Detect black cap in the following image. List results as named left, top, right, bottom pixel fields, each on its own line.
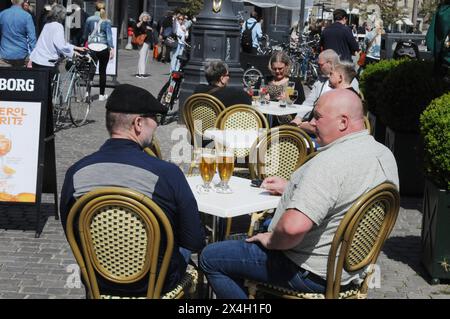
left=105, top=84, right=168, bottom=115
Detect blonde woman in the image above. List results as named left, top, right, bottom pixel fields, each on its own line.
left=135, top=12, right=153, bottom=78
left=83, top=1, right=114, bottom=101
left=363, top=19, right=385, bottom=65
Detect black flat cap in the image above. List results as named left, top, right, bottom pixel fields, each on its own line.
left=106, top=84, right=168, bottom=115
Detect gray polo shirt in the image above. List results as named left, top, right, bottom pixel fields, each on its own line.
left=268, top=130, right=399, bottom=284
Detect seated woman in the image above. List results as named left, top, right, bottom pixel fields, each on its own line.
left=193, top=60, right=252, bottom=107
left=266, top=51, right=305, bottom=103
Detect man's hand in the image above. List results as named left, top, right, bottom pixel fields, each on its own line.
left=246, top=232, right=272, bottom=248
left=261, top=176, right=288, bottom=195
left=290, top=117, right=302, bottom=126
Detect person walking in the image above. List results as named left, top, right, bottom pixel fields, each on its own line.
left=320, top=9, right=359, bottom=62
left=83, top=1, right=114, bottom=101
left=241, top=11, right=262, bottom=54
left=0, top=0, right=36, bottom=67
left=135, top=11, right=153, bottom=78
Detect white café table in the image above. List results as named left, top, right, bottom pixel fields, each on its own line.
left=186, top=174, right=281, bottom=241
left=251, top=101, right=313, bottom=118
left=203, top=128, right=264, bottom=149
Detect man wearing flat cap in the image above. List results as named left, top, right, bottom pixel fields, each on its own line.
left=60, top=84, right=205, bottom=296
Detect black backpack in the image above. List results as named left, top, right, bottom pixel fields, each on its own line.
left=241, top=21, right=256, bottom=53
left=393, top=41, right=420, bottom=60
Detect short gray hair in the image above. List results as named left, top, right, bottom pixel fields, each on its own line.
left=48, top=4, right=66, bottom=24
left=204, top=60, right=228, bottom=85
left=319, top=49, right=340, bottom=67
left=333, top=61, right=357, bottom=84
left=106, top=111, right=136, bottom=135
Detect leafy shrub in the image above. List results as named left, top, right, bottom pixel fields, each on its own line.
left=359, top=59, right=406, bottom=116
left=377, top=60, right=450, bottom=133
left=420, top=93, right=450, bottom=190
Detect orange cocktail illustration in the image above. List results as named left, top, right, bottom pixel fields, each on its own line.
left=0, top=134, right=12, bottom=178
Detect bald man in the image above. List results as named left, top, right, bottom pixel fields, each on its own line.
left=199, top=89, right=399, bottom=299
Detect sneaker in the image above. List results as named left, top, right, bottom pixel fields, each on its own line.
left=135, top=74, right=142, bottom=78
left=99, top=94, right=108, bottom=101
left=141, top=74, right=150, bottom=78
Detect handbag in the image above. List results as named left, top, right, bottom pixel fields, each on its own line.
left=357, top=51, right=366, bottom=66
left=132, top=33, right=147, bottom=46
left=165, top=35, right=179, bottom=49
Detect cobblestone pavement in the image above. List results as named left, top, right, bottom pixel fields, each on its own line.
left=0, top=49, right=448, bottom=299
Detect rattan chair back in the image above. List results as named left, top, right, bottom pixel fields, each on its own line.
left=144, top=136, right=163, bottom=159
left=215, top=105, right=269, bottom=159
left=182, top=93, right=225, bottom=148
left=325, top=182, right=400, bottom=298
left=363, top=116, right=372, bottom=135
left=249, top=125, right=315, bottom=180
left=66, top=187, right=175, bottom=299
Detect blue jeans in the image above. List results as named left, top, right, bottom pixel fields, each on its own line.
left=170, top=43, right=185, bottom=72
left=199, top=240, right=325, bottom=299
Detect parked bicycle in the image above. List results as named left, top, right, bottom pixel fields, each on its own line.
left=51, top=51, right=94, bottom=131
left=157, top=41, right=191, bottom=124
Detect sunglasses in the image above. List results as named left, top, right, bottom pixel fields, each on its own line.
left=138, top=113, right=163, bottom=125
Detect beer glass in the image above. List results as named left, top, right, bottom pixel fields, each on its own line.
left=288, top=90, right=299, bottom=106
left=216, top=151, right=234, bottom=193
left=252, top=89, right=260, bottom=106
left=197, top=150, right=216, bottom=192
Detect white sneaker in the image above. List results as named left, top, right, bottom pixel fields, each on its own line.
left=99, top=94, right=108, bottom=101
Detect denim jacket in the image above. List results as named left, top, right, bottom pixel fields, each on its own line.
left=0, top=5, right=36, bottom=60
left=83, top=13, right=113, bottom=48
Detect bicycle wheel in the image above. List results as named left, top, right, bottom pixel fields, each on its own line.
left=243, top=67, right=263, bottom=88
left=68, top=75, right=90, bottom=127
left=52, top=75, right=65, bottom=131
left=305, top=62, right=319, bottom=89
left=158, top=79, right=171, bottom=108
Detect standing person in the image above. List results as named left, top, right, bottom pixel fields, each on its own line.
left=135, top=11, right=153, bottom=78
left=0, top=0, right=36, bottom=67
left=22, top=0, right=36, bottom=27
left=170, top=13, right=186, bottom=73
left=320, top=9, right=359, bottom=62
left=38, top=0, right=57, bottom=35
left=83, top=1, right=114, bottom=102
left=29, top=4, right=86, bottom=77
left=158, top=11, right=173, bottom=63
left=363, top=19, right=385, bottom=66
left=241, top=11, right=262, bottom=54
left=60, top=84, right=205, bottom=296
left=69, top=0, right=88, bottom=46
left=199, top=89, right=399, bottom=299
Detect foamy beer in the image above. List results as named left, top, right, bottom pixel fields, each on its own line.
left=217, top=152, right=234, bottom=183
left=199, top=152, right=216, bottom=185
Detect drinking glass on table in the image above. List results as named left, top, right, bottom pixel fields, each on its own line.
left=197, top=149, right=216, bottom=193
left=288, top=90, right=299, bottom=106
left=216, top=151, right=234, bottom=194
left=252, top=89, right=260, bottom=106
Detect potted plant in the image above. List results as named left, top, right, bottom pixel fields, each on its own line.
left=376, top=60, right=449, bottom=195
left=420, top=92, right=450, bottom=284
left=359, top=59, right=406, bottom=144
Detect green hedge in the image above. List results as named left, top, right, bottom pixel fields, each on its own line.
left=420, top=93, right=450, bottom=190
left=378, top=60, right=449, bottom=133
left=359, top=59, right=406, bottom=116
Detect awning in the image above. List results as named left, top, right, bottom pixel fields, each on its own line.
left=232, top=0, right=314, bottom=10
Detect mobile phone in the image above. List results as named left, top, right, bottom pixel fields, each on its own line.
left=251, top=179, right=263, bottom=187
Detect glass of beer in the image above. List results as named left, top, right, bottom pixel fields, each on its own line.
left=216, top=151, right=234, bottom=193
left=285, top=85, right=295, bottom=106
left=288, top=90, right=299, bottom=106
left=197, top=149, right=216, bottom=193
left=252, top=89, right=260, bottom=106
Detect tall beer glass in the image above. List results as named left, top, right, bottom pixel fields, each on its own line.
left=216, top=151, right=234, bottom=193
left=197, top=150, right=216, bottom=192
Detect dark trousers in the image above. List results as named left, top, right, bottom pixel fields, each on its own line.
left=90, top=48, right=110, bottom=95
left=32, top=62, right=57, bottom=82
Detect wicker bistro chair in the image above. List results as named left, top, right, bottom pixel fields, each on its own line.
left=66, top=187, right=198, bottom=299
left=144, top=136, right=163, bottom=159
left=245, top=182, right=400, bottom=299
left=363, top=116, right=373, bottom=136
left=248, top=125, right=315, bottom=180
left=182, top=93, right=226, bottom=174
left=214, top=105, right=269, bottom=176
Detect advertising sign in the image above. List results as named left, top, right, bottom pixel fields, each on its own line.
left=0, top=101, right=41, bottom=203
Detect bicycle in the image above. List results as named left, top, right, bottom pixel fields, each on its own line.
left=51, top=51, right=94, bottom=131
left=157, top=41, right=191, bottom=124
